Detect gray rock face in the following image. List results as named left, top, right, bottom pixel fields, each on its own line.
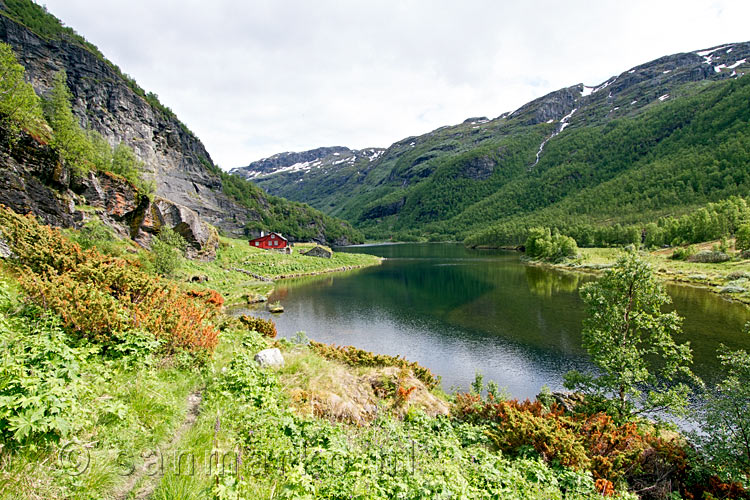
left=0, top=128, right=76, bottom=228
left=0, top=122, right=218, bottom=258
left=0, top=237, right=10, bottom=259
left=154, top=198, right=218, bottom=260
left=254, top=348, right=285, bottom=368
left=460, top=155, right=496, bottom=180
left=511, top=85, right=581, bottom=126
left=0, top=14, right=250, bottom=237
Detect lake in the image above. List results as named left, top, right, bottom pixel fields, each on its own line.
left=235, top=243, right=750, bottom=399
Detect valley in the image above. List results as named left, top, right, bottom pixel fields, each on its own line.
left=1, top=1, right=750, bottom=498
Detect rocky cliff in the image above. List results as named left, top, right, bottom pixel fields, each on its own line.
left=0, top=12, right=252, bottom=237
left=0, top=6, right=363, bottom=247
left=0, top=123, right=219, bottom=259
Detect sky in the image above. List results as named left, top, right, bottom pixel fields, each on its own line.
left=40, top=0, right=750, bottom=169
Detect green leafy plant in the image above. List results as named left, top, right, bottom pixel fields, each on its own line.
left=564, top=253, right=696, bottom=419
left=151, top=227, right=187, bottom=276
left=0, top=282, right=88, bottom=443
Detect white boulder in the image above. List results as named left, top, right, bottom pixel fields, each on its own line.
left=254, top=348, right=284, bottom=368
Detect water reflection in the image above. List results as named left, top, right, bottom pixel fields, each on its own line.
left=232, top=244, right=750, bottom=398
left=525, top=266, right=586, bottom=298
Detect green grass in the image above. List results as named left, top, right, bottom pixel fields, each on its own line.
left=557, top=243, right=750, bottom=304
left=177, top=236, right=381, bottom=304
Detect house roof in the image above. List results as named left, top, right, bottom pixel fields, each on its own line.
left=249, top=232, right=288, bottom=242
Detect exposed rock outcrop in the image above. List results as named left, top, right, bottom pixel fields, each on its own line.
left=460, top=155, right=496, bottom=180
left=0, top=237, right=10, bottom=259
left=0, top=13, right=250, bottom=237
left=153, top=198, right=218, bottom=260
left=0, top=123, right=218, bottom=258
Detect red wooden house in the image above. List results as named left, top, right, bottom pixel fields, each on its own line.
left=249, top=232, right=288, bottom=250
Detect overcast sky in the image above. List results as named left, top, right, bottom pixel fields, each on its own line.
left=40, top=0, right=750, bottom=169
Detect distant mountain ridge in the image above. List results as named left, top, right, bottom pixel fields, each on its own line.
left=233, top=41, right=750, bottom=243
left=234, top=146, right=385, bottom=180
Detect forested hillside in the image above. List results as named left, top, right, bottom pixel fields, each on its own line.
left=236, top=43, right=750, bottom=245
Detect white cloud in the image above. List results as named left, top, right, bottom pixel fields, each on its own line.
left=41, top=0, right=750, bottom=168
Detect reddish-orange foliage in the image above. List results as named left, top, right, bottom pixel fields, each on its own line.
left=453, top=393, right=565, bottom=422
left=595, top=479, right=615, bottom=497
left=455, top=394, right=649, bottom=482
left=0, top=207, right=219, bottom=354
left=187, top=289, right=225, bottom=309
left=396, top=385, right=417, bottom=402
left=453, top=392, right=750, bottom=499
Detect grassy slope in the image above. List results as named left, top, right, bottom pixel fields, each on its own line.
left=549, top=240, right=750, bottom=304
left=179, top=237, right=381, bottom=304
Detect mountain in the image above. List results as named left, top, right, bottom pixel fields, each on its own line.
left=235, top=42, right=750, bottom=244
left=232, top=146, right=385, bottom=213
left=0, top=1, right=363, bottom=247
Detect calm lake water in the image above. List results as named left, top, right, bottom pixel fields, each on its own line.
left=235, top=243, right=750, bottom=399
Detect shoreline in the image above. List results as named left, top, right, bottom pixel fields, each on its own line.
left=525, top=251, right=750, bottom=307
left=270, top=260, right=383, bottom=281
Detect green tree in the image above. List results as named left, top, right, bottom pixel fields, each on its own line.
left=86, top=129, right=113, bottom=172
left=45, top=70, right=92, bottom=173
left=525, top=227, right=578, bottom=263
left=0, top=42, right=47, bottom=139
left=564, top=253, right=695, bottom=419
left=111, top=142, right=154, bottom=195
left=151, top=227, right=187, bottom=276
left=736, top=224, right=750, bottom=252
left=695, top=324, right=750, bottom=482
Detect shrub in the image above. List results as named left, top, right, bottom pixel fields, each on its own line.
left=187, top=289, right=225, bottom=309
left=454, top=394, right=650, bottom=483
left=485, top=402, right=591, bottom=469
left=736, top=224, right=750, bottom=252
left=525, top=227, right=579, bottom=263
left=71, top=218, right=123, bottom=256
left=239, top=315, right=277, bottom=338
left=0, top=207, right=219, bottom=354
left=151, top=227, right=187, bottom=276
left=670, top=245, right=696, bottom=260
